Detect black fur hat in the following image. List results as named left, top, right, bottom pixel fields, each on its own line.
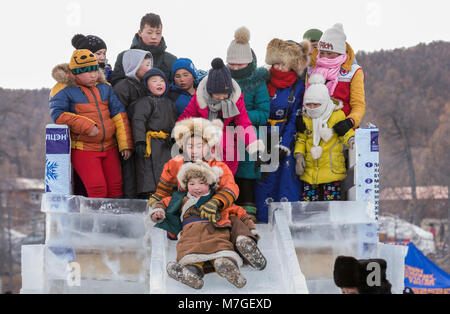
left=333, top=256, right=361, bottom=288
left=334, top=256, right=392, bottom=294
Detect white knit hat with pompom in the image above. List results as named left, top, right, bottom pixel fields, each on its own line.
left=226, top=26, right=253, bottom=64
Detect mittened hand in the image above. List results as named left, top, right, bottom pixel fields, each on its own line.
left=295, top=153, right=306, bottom=176
left=199, top=198, right=222, bottom=223
left=332, top=118, right=354, bottom=137
left=135, top=142, right=147, bottom=157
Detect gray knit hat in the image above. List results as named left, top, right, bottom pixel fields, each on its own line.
left=226, top=26, right=253, bottom=64
left=123, top=49, right=153, bottom=81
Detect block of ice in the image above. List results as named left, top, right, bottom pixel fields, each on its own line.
left=269, top=201, right=379, bottom=294
left=21, top=195, right=151, bottom=294
left=377, top=243, right=408, bottom=294
left=21, top=245, right=45, bottom=292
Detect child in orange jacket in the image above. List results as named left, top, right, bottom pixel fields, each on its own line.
left=49, top=49, right=133, bottom=198
left=150, top=160, right=257, bottom=289
left=146, top=117, right=266, bottom=271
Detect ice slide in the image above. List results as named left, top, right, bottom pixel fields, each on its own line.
left=20, top=124, right=407, bottom=293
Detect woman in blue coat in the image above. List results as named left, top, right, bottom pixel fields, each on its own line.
left=226, top=27, right=270, bottom=220
left=254, top=38, right=311, bottom=223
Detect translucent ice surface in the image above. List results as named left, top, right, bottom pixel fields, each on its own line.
left=149, top=208, right=309, bottom=294
left=268, top=201, right=406, bottom=294
left=23, top=195, right=404, bottom=294
left=21, top=195, right=150, bottom=294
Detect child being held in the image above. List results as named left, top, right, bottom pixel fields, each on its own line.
left=146, top=117, right=266, bottom=274
left=294, top=74, right=354, bottom=201
left=150, top=160, right=257, bottom=289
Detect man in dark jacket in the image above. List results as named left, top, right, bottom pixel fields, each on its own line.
left=111, top=13, right=177, bottom=86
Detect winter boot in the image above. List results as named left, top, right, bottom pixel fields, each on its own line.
left=166, top=262, right=204, bottom=290
left=213, top=257, right=247, bottom=288
left=235, top=235, right=267, bottom=270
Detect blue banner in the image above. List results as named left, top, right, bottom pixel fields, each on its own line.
left=404, top=242, right=450, bottom=294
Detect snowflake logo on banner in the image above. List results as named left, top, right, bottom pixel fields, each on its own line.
left=45, top=158, right=59, bottom=185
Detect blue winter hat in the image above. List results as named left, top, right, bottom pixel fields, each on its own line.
left=171, top=58, right=199, bottom=83
left=143, top=68, right=169, bottom=96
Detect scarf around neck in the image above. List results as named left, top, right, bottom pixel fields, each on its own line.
left=267, top=67, right=298, bottom=97
left=304, top=100, right=335, bottom=159
left=206, top=93, right=240, bottom=121
left=309, top=53, right=347, bottom=95
left=230, top=59, right=257, bottom=80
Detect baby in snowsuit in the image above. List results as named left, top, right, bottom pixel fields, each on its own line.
left=150, top=160, right=258, bottom=289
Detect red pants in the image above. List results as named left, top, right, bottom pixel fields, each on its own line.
left=71, top=148, right=123, bottom=198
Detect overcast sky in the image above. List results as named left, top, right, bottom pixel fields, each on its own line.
left=0, top=0, right=449, bottom=89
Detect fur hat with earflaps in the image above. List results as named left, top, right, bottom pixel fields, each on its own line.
left=334, top=256, right=392, bottom=294
left=265, top=38, right=311, bottom=75
left=177, top=160, right=223, bottom=190
left=172, top=117, right=224, bottom=148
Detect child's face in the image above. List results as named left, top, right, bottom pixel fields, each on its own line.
left=138, top=24, right=162, bottom=46
left=147, top=76, right=166, bottom=96
left=136, top=58, right=152, bottom=80
left=75, top=71, right=99, bottom=87
left=273, top=63, right=291, bottom=72
left=305, top=102, right=322, bottom=109
left=94, top=49, right=107, bottom=64
left=211, top=93, right=229, bottom=100
left=310, top=41, right=319, bottom=51
left=187, top=177, right=210, bottom=197
left=228, top=63, right=248, bottom=70
left=174, top=69, right=195, bottom=91
left=185, top=136, right=210, bottom=161
left=319, top=50, right=341, bottom=59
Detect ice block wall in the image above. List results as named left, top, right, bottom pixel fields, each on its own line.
left=21, top=195, right=149, bottom=294
left=269, top=201, right=406, bottom=294
left=45, top=124, right=71, bottom=194
left=269, top=201, right=378, bottom=294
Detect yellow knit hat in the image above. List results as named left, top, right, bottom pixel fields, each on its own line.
left=69, top=49, right=99, bottom=75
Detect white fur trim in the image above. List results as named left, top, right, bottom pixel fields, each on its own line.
left=179, top=250, right=243, bottom=267
left=172, top=118, right=224, bottom=148
left=310, top=146, right=323, bottom=160
left=275, top=144, right=291, bottom=157
left=147, top=206, right=166, bottom=223
left=177, top=160, right=223, bottom=190
left=246, top=139, right=265, bottom=155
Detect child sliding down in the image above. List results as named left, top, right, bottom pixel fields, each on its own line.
left=150, top=160, right=259, bottom=289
